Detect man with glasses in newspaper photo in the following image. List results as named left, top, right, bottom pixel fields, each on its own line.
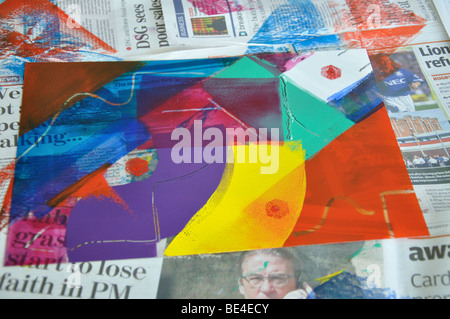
left=238, top=248, right=314, bottom=299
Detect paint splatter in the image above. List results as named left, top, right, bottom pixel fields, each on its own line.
left=321, top=65, right=342, bottom=80
left=249, top=0, right=335, bottom=46
left=338, top=0, right=427, bottom=52
left=311, top=272, right=396, bottom=299
left=266, top=199, right=289, bottom=219
left=125, top=158, right=149, bottom=177
left=70, top=166, right=132, bottom=214
left=187, top=0, right=248, bottom=15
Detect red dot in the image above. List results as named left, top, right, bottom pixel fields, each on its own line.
left=265, top=199, right=289, bottom=219
left=125, top=158, right=149, bottom=177
left=321, top=65, right=342, bottom=80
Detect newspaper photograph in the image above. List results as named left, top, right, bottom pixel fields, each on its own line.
left=157, top=240, right=387, bottom=299
left=157, top=235, right=450, bottom=300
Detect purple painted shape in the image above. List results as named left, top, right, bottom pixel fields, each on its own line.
left=65, top=196, right=158, bottom=262
left=153, top=150, right=227, bottom=238
left=66, top=145, right=227, bottom=262
left=202, top=78, right=283, bottom=141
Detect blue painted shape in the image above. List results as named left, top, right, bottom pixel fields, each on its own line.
left=293, top=34, right=342, bottom=51
left=309, top=272, right=393, bottom=299
left=328, top=73, right=384, bottom=123
left=10, top=85, right=151, bottom=221
left=137, top=58, right=239, bottom=78
left=9, top=57, right=237, bottom=222
left=245, top=44, right=291, bottom=54
left=127, top=59, right=239, bottom=117
left=248, top=0, right=341, bottom=48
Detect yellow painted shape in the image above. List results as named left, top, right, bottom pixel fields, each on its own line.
left=315, top=269, right=345, bottom=285
left=164, top=142, right=306, bottom=256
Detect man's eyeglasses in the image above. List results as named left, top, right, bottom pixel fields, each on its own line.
left=241, top=273, right=295, bottom=289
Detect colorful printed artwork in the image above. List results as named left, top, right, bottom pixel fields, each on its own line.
left=3, top=50, right=429, bottom=265
left=191, top=17, right=229, bottom=36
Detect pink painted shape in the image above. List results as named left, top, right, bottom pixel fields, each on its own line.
left=284, top=52, right=315, bottom=71
left=4, top=206, right=73, bottom=266
left=187, top=0, right=247, bottom=14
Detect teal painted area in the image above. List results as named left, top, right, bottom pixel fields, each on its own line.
left=214, top=56, right=277, bottom=79
left=280, top=75, right=354, bottom=160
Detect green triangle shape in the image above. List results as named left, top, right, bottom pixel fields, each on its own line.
left=280, top=75, right=355, bottom=160
left=214, top=56, right=277, bottom=79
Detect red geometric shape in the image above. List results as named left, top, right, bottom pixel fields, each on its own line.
left=321, top=65, right=341, bottom=80
left=339, top=0, right=427, bottom=53
left=284, top=107, right=429, bottom=247
left=125, top=158, right=149, bottom=177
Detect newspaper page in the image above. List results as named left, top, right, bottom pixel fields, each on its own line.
left=156, top=237, right=448, bottom=300
left=411, top=41, right=450, bottom=236
left=372, top=42, right=450, bottom=236
left=382, top=236, right=450, bottom=299
left=0, top=227, right=163, bottom=299
left=0, top=0, right=174, bottom=82
left=161, top=0, right=441, bottom=52
left=52, top=0, right=171, bottom=57
left=432, top=0, right=450, bottom=38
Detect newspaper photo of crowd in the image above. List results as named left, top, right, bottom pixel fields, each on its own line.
left=405, top=154, right=450, bottom=168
